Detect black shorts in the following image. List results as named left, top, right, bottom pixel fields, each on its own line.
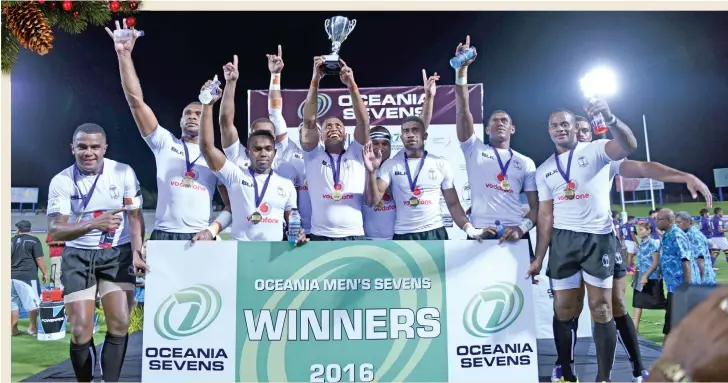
left=60, top=243, right=136, bottom=296
left=393, top=227, right=449, bottom=241
left=613, top=235, right=627, bottom=279
left=546, top=228, right=616, bottom=281
left=469, top=231, right=535, bottom=261
left=309, top=234, right=366, bottom=241
left=663, top=292, right=674, bottom=335
left=633, top=279, right=667, bottom=310
left=150, top=230, right=195, bottom=241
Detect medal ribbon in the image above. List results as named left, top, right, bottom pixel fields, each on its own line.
left=491, top=144, right=513, bottom=179
left=554, top=144, right=576, bottom=186
left=249, top=168, right=274, bottom=209
left=326, top=150, right=345, bottom=189
left=182, top=141, right=202, bottom=173
left=73, top=162, right=105, bottom=211
left=404, top=151, right=428, bottom=194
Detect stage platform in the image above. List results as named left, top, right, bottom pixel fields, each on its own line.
left=22, top=331, right=662, bottom=382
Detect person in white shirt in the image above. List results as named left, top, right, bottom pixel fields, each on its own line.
left=196, top=78, right=308, bottom=244
left=364, top=115, right=479, bottom=240
left=46, top=123, right=149, bottom=383
left=362, top=127, right=396, bottom=240
left=107, top=20, right=231, bottom=242
left=527, top=103, right=638, bottom=383
left=299, top=56, right=371, bottom=241
left=451, top=35, right=538, bottom=247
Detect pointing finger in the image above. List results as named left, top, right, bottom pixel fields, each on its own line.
left=278, top=44, right=282, bottom=58
left=233, top=54, right=238, bottom=67
left=422, top=69, right=427, bottom=84
left=465, top=35, right=470, bottom=47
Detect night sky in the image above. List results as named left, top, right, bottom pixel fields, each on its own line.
left=10, top=11, right=728, bottom=205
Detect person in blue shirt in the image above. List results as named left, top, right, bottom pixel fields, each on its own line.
left=655, top=208, right=701, bottom=336
left=676, top=211, right=716, bottom=285
left=631, top=221, right=666, bottom=334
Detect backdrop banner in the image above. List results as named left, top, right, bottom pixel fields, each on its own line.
left=247, top=85, right=485, bottom=240
left=142, top=240, right=538, bottom=383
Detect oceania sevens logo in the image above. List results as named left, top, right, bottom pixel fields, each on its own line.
left=154, top=284, right=222, bottom=341
left=463, top=282, right=524, bottom=337
left=297, top=93, right=332, bottom=119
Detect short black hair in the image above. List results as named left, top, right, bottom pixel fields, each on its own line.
left=73, top=123, right=106, bottom=140
left=575, top=115, right=589, bottom=123
left=371, top=125, right=389, bottom=134
left=550, top=108, right=576, bottom=120
left=648, top=210, right=655, bottom=215
left=251, top=117, right=274, bottom=130
left=715, top=207, right=723, bottom=214
left=186, top=101, right=202, bottom=108
left=611, top=210, right=618, bottom=218
left=700, top=208, right=709, bottom=215
left=655, top=207, right=663, bottom=212
left=401, top=115, right=426, bottom=129
left=628, top=215, right=635, bottom=220
left=247, top=129, right=276, bottom=148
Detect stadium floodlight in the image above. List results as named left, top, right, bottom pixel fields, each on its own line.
left=579, top=66, right=618, bottom=99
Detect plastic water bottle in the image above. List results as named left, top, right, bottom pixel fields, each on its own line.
left=113, top=29, right=145, bottom=41
left=288, top=209, right=301, bottom=244
left=495, top=220, right=506, bottom=239
left=198, top=75, right=221, bottom=104
left=450, top=47, right=477, bottom=70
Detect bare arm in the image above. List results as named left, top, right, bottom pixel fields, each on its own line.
left=199, top=103, right=227, bottom=172
left=116, top=51, right=159, bottom=138
left=365, top=171, right=389, bottom=207
left=219, top=80, right=239, bottom=149
left=454, top=68, right=474, bottom=143
left=343, top=71, right=370, bottom=145
left=524, top=191, right=539, bottom=229
left=682, top=260, right=692, bottom=284
left=603, top=118, right=638, bottom=161
left=620, top=160, right=693, bottom=183
left=126, top=208, right=145, bottom=256
left=267, top=46, right=288, bottom=143
left=534, top=201, right=554, bottom=262
left=301, top=57, right=325, bottom=152
left=48, top=215, right=94, bottom=242
left=442, top=188, right=470, bottom=230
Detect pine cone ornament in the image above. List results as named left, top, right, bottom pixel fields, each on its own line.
left=4, top=2, right=54, bottom=56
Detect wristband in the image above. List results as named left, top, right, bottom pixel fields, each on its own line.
left=455, top=75, right=467, bottom=86
left=310, top=80, right=319, bottom=88
left=463, top=223, right=481, bottom=238
left=270, top=73, right=281, bottom=91
left=210, top=210, right=233, bottom=236
left=518, top=218, right=534, bottom=234
left=606, top=114, right=617, bottom=126
left=348, top=83, right=358, bottom=92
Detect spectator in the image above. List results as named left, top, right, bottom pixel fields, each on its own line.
left=10, top=220, right=47, bottom=336
left=45, top=233, right=65, bottom=287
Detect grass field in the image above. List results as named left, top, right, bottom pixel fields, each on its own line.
left=9, top=200, right=728, bottom=381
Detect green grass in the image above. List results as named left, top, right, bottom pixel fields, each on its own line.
left=10, top=209, right=728, bottom=381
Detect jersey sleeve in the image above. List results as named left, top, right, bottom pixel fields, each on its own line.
left=303, top=145, right=324, bottom=163
left=122, top=165, right=143, bottom=209
left=214, top=160, right=245, bottom=187
left=609, top=159, right=624, bottom=179
left=142, top=125, right=175, bottom=154
left=348, top=139, right=364, bottom=162
left=285, top=180, right=297, bottom=211
left=591, top=139, right=612, bottom=167
left=377, top=159, right=395, bottom=186
left=535, top=167, right=553, bottom=202
left=223, top=140, right=248, bottom=166
left=439, top=158, right=455, bottom=190
left=459, top=134, right=480, bottom=157
left=47, top=175, right=73, bottom=217
left=522, top=157, right=538, bottom=192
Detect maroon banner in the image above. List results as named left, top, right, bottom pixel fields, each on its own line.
left=247, top=84, right=484, bottom=127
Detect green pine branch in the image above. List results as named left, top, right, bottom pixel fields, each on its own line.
left=1, top=13, right=21, bottom=75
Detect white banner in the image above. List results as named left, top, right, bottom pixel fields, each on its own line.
left=615, top=176, right=665, bottom=192
left=714, top=168, right=728, bottom=188
left=11, top=187, right=39, bottom=204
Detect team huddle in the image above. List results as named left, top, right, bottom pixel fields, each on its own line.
left=44, top=23, right=718, bottom=383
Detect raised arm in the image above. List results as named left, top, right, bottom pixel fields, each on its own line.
left=198, top=80, right=227, bottom=172
left=219, top=55, right=240, bottom=149
left=338, top=60, right=369, bottom=145
left=49, top=209, right=124, bottom=242
left=362, top=142, right=387, bottom=206
left=586, top=99, right=638, bottom=161
left=106, top=19, right=159, bottom=138
left=267, top=45, right=288, bottom=144
left=453, top=35, right=477, bottom=143
left=618, top=160, right=712, bottom=207
left=420, top=70, right=439, bottom=129
left=301, top=57, right=325, bottom=152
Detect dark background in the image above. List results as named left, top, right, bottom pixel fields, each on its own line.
left=11, top=11, right=728, bottom=205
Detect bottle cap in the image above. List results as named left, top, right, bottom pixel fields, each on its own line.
left=495, top=220, right=501, bottom=225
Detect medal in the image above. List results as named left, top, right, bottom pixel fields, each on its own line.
left=249, top=167, right=274, bottom=224
left=182, top=140, right=202, bottom=186
left=73, top=162, right=105, bottom=211
left=491, top=144, right=514, bottom=193
left=326, top=150, right=345, bottom=202
left=250, top=211, right=263, bottom=224
left=404, top=151, right=428, bottom=208
left=555, top=145, right=577, bottom=200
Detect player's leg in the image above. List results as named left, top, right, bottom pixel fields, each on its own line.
left=551, top=280, right=584, bottom=382
left=612, top=275, right=646, bottom=381
left=10, top=280, right=22, bottom=335
left=17, top=279, right=41, bottom=335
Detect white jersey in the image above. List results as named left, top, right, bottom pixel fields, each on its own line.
left=536, top=139, right=614, bottom=235
left=47, top=158, right=140, bottom=249
left=225, top=137, right=313, bottom=234
left=215, top=161, right=297, bottom=241
left=363, top=168, right=396, bottom=240
left=143, top=125, right=219, bottom=233
left=378, top=151, right=455, bottom=234
left=303, top=140, right=366, bottom=238
left=460, top=134, right=537, bottom=228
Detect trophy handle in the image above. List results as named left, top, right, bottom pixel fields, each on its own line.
left=347, top=19, right=357, bottom=35
left=324, top=19, right=332, bottom=38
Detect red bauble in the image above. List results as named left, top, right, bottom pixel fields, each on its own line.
left=48, top=1, right=57, bottom=9
left=125, top=16, right=136, bottom=28
left=129, top=1, right=138, bottom=10
left=109, top=1, right=120, bottom=12
left=72, top=10, right=79, bottom=18
left=62, top=0, right=72, bottom=11
left=37, top=0, right=46, bottom=4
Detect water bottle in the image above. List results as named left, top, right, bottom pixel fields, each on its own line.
left=113, top=29, right=145, bottom=41
left=94, top=211, right=115, bottom=249
left=288, top=209, right=301, bottom=244
left=199, top=75, right=221, bottom=104
left=588, top=98, right=609, bottom=135
left=450, top=47, right=477, bottom=70
left=495, top=220, right=506, bottom=239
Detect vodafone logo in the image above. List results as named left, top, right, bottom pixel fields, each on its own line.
left=404, top=198, right=433, bottom=206
left=259, top=203, right=272, bottom=215
left=374, top=192, right=396, bottom=211
left=558, top=193, right=590, bottom=201
left=322, top=194, right=353, bottom=200
left=485, top=183, right=514, bottom=193
left=374, top=205, right=396, bottom=212
left=248, top=203, right=280, bottom=224
left=169, top=180, right=207, bottom=192
left=185, top=169, right=199, bottom=180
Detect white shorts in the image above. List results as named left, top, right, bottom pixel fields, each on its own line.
left=711, top=236, right=728, bottom=251
left=10, top=279, right=41, bottom=312
left=624, top=240, right=636, bottom=254
left=549, top=270, right=614, bottom=291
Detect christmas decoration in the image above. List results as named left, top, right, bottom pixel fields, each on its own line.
left=1, top=1, right=143, bottom=74
left=126, top=16, right=136, bottom=28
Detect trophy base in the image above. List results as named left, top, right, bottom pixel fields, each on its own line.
left=322, top=54, right=341, bottom=75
